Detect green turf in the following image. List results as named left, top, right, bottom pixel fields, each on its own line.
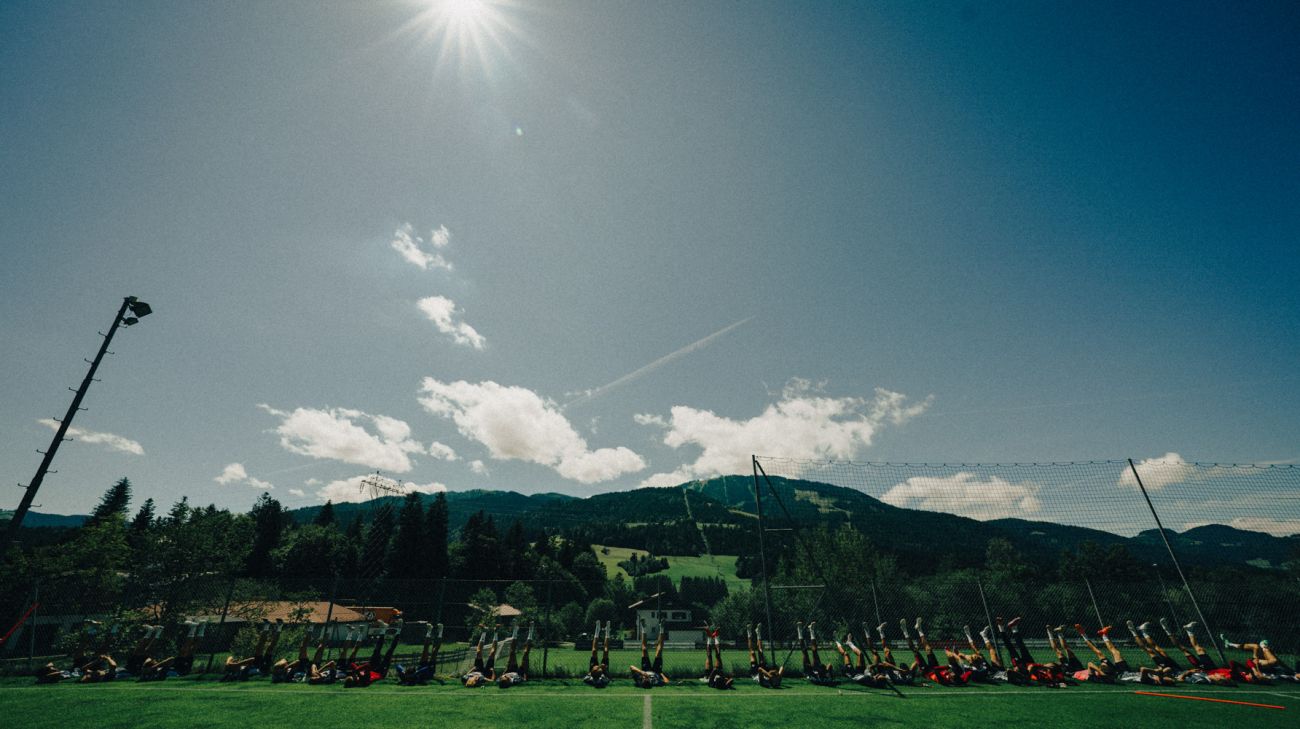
left=2, top=677, right=1297, bottom=728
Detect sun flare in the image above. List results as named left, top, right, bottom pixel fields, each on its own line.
left=401, top=0, right=521, bottom=77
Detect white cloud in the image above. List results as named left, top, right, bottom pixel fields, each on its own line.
left=636, top=380, right=932, bottom=487
left=469, top=459, right=489, bottom=475
left=390, top=222, right=452, bottom=271
left=259, top=405, right=425, bottom=473
left=316, top=475, right=373, bottom=503
left=418, top=379, right=646, bottom=484
left=1118, top=453, right=1195, bottom=490
left=879, top=472, right=1042, bottom=521
left=406, top=481, right=448, bottom=495
left=38, top=419, right=143, bottom=455
left=1182, top=517, right=1300, bottom=538
left=288, top=488, right=306, bottom=498
left=429, top=441, right=459, bottom=461
left=304, top=478, right=322, bottom=486
left=315, top=474, right=446, bottom=503
left=417, top=296, right=486, bottom=349
left=214, top=462, right=274, bottom=490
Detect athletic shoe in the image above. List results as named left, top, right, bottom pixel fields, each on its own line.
left=1054, top=625, right=1066, bottom=633
left=914, top=617, right=924, bottom=632
left=1138, top=622, right=1153, bottom=634
left=1183, top=622, right=1198, bottom=631
left=1159, top=618, right=1172, bottom=634
left=876, top=622, right=887, bottom=635
left=1098, top=626, right=1112, bottom=637
left=1007, top=616, right=1021, bottom=629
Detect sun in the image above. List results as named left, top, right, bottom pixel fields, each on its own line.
left=400, top=0, right=522, bottom=78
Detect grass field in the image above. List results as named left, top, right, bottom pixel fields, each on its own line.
left=593, top=545, right=746, bottom=591
left=2, top=676, right=1297, bottom=728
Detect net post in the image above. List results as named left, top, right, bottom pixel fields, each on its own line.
left=751, top=456, right=775, bottom=646
left=541, top=579, right=553, bottom=679
left=1083, top=577, right=1105, bottom=632
left=27, top=580, right=38, bottom=669
left=1128, top=457, right=1226, bottom=667
left=975, top=576, right=996, bottom=640
left=869, top=578, right=882, bottom=628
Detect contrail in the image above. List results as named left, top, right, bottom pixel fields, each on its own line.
left=564, top=317, right=753, bottom=409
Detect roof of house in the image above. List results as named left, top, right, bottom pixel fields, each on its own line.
left=467, top=602, right=523, bottom=618
left=189, top=601, right=370, bottom=624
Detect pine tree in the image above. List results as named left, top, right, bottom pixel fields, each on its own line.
left=424, top=492, right=449, bottom=579
left=361, top=504, right=395, bottom=579
left=388, top=493, right=426, bottom=578
left=313, top=500, right=336, bottom=527
left=87, top=477, right=132, bottom=526
left=129, top=498, right=155, bottom=533
left=245, top=493, right=285, bottom=578
left=127, top=497, right=155, bottom=553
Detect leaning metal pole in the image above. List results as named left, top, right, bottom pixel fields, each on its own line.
left=1128, top=457, right=1225, bottom=666
left=6, top=297, right=136, bottom=543
left=751, top=456, right=776, bottom=644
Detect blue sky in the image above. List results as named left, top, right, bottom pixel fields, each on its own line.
left=2, top=1, right=1297, bottom=516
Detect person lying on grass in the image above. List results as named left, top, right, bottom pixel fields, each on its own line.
left=583, top=621, right=612, bottom=689
left=872, top=622, right=919, bottom=686
left=271, top=623, right=319, bottom=683
left=396, top=622, right=442, bottom=686
left=902, top=618, right=967, bottom=686
left=746, top=623, right=784, bottom=689
left=628, top=621, right=669, bottom=689
left=463, top=627, right=498, bottom=687
left=994, top=617, right=1069, bottom=687
left=955, top=624, right=995, bottom=683
left=344, top=621, right=401, bottom=688
left=222, top=620, right=274, bottom=681
left=139, top=621, right=206, bottom=682
left=833, top=632, right=889, bottom=689
left=1155, top=620, right=1233, bottom=686
left=701, top=627, right=735, bottom=690
left=498, top=623, right=534, bottom=688
left=797, top=621, right=836, bottom=686
left=1221, top=632, right=1296, bottom=680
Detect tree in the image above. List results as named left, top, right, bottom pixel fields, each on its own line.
left=313, top=501, right=336, bottom=527
left=584, top=597, right=618, bottom=632
left=275, top=525, right=344, bottom=578
left=388, top=493, right=426, bottom=579
left=504, top=581, right=538, bottom=618
left=87, top=477, right=132, bottom=526
left=245, top=493, right=285, bottom=578
left=361, top=504, right=396, bottom=579
left=127, top=498, right=155, bottom=553
left=423, top=492, right=449, bottom=579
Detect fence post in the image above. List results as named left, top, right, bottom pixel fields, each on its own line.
left=1082, top=577, right=1105, bottom=630
left=751, top=456, right=776, bottom=642
left=975, top=577, right=996, bottom=637
left=541, top=579, right=553, bottom=678
left=869, top=578, right=882, bottom=628
left=27, top=579, right=39, bottom=668
left=1127, top=458, right=1225, bottom=666
left=203, top=575, right=237, bottom=674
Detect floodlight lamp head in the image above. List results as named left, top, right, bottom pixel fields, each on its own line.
left=127, top=300, right=153, bottom=318
left=121, top=317, right=139, bottom=326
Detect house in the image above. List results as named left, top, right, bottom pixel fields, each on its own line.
left=628, top=597, right=702, bottom=644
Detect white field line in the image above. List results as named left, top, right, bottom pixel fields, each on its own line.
left=643, top=694, right=652, bottom=729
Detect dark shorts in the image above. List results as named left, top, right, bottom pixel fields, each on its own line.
left=1112, top=660, right=1131, bottom=673
left=1191, top=653, right=1216, bottom=671
left=1154, top=654, right=1179, bottom=670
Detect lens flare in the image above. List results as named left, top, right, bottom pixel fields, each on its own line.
left=399, top=0, right=524, bottom=79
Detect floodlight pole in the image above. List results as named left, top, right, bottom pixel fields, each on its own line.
left=7, top=297, right=139, bottom=543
